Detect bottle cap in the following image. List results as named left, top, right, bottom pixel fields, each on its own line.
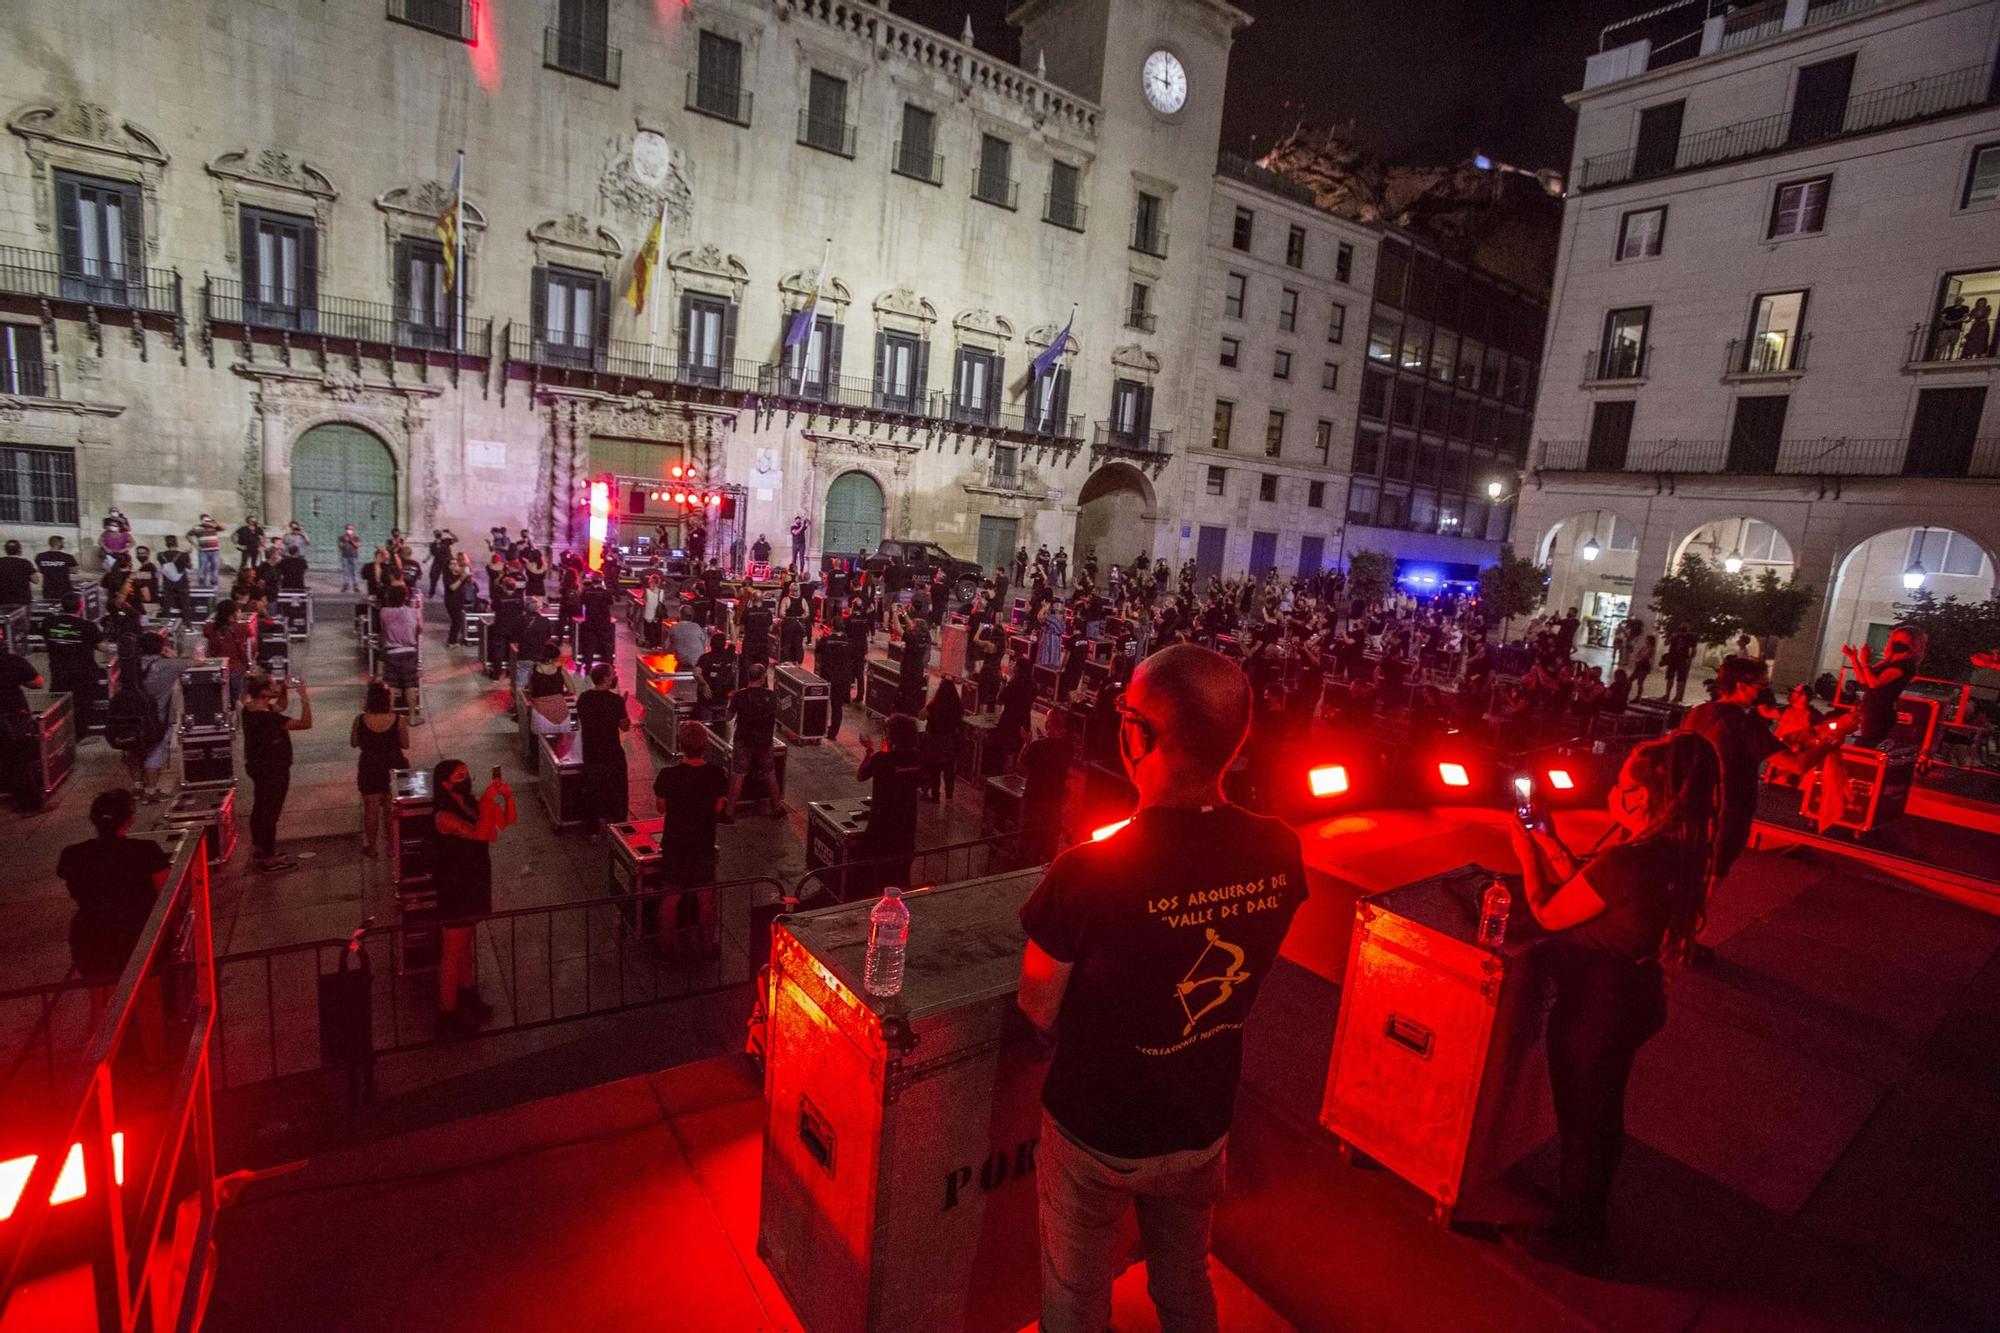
left=883, top=885, right=903, bottom=898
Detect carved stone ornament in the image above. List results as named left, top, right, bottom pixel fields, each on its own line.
left=952, top=308, right=1016, bottom=342
left=207, top=148, right=339, bottom=269
left=1025, top=322, right=1081, bottom=357
left=9, top=102, right=170, bottom=253
left=528, top=214, right=627, bottom=276
left=667, top=244, right=750, bottom=299
left=599, top=127, right=693, bottom=229
left=1111, top=343, right=1161, bottom=375
left=779, top=271, right=853, bottom=309
left=872, top=287, right=937, bottom=329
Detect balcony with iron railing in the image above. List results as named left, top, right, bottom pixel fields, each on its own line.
left=387, top=0, right=471, bottom=41
left=1, top=355, right=55, bottom=398
left=687, top=72, right=753, bottom=126
left=798, top=108, right=857, bottom=157
left=1535, top=434, right=2000, bottom=479
left=973, top=167, right=1019, bottom=210
left=544, top=25, right=621, bottom=86
left=1907, top=319, right=2000, bottom=368
left=203, top=277, right=492, bottom=360
left=1725, top=330, right=1811, bottom=376
left=892, top=140, right=943, bottom=184
left=1093, top=421, right=1173, bottom=460
left=1130, top=218, right=1170, bottom=259
left=1579, top=60, right=1996, bottom=190
left=1592, top=0, right=1895, bottom=83
left=1043, top=190, right=1087, bottom=232
left=1584, top=343, right=1651, bottom=382
left=0, top=245, right=181, bottom=319
left=1125, top=308, right=1158, bottom=333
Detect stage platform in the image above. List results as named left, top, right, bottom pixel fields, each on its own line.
left=1753, top=785, right=2000, bottom=915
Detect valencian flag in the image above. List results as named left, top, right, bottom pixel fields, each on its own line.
left=626, top=210, right=664, bottom=313
left=1031, top=305, right=1075, bottom=379
left=435, top=155, right=463, bottom=292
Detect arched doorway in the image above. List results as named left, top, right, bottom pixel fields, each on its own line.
left=1815, top=525, right=1996, bottom=674
left=822, top=470, right=884, bottom=561
left=1074, top=463, right=1156, bottom=568
left=292, top=424, right=397, bottom=568
left=1537, top=509, right=1638, bottom=650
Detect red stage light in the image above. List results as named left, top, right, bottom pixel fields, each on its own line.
left=673, top=491, right=687, bottom=504
left=1090, top=818, right=1132, bottom=842
left=671, top=464, right=685, bottom=478
left=707, top=493, right=722, bottom=506
left=0, top=1133, right=126, bottom=1221
left=1308, top=764, right=1350, bottom=797
left=1438, top=762, right=1471, bottom=787
left=1546, top=768, right=1575, bottom=790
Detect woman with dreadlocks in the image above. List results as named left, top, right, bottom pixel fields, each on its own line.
left=1505, top=732, right=1720, bottom=1269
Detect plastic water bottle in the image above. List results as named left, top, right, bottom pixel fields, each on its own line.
left=1478, top=876, right=1512, bottom=948
left=864, top=886, right=910, bottom=997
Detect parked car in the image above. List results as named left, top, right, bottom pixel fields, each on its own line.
left=859, top=539, right=985, bottom=599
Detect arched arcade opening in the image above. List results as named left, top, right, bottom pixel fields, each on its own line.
left=1073, top=463, right=1157, bottom=569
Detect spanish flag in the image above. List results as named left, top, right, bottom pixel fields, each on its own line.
left=436, top=156, right=463, bottom=292
left=627, top=212, right=664, bottom=314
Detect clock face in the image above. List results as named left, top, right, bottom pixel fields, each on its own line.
left=1142, top=49, right=1188, bottom=115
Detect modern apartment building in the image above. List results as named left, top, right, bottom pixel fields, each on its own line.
left=1518, top=0, right=2000, bottom=679
left=0, top=0, right=1266, bottom=577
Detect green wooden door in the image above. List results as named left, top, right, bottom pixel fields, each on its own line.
left=976, top=515, right=1018, bottom=576
left=822, top=471, right=883, bottom=561
left=292, top=424, right=397, bottom=568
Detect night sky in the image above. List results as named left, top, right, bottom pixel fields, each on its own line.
left=891, top=0, right=1642, bottom=171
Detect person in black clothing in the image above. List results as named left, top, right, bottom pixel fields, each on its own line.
left=515, top=597, right=553, bottom=691
left=427, top=529, right=456, bottom=597
left=695, top=632, right=737, bottom=725
left=232, top=517, right=263, bottom=575
left=431, top=759, right=517, bottom=1034
left=0, top=538, right=36, bottom=605
left=488, top=572, right=525, bottom=681
left=351, top=681, right=411, bottom=857
left=919, top=676, right=965, bottom=802
left=241, top=673, right=313, bottom=873
left=1018, top=706, right=1073, bottom=862
left=443, top=555, right=472, bottom=646
left=43, top=593, right=105, bottom=731
left=857, top=713, right=925, bottom=890
left=1, top=648, right=46, bottom=809
left=994, top=661, right=1038, bottom=769
left=1016, top=645, right=1307, bottom=1332
left=277, top=544, right=309, bottom=592
left=1505, top=733, right=1722, bottom=1270
left=1844, top=627, right=1924, bottom=746
left=751, top=533, right=772, bottom=566
left=577, top=574, right=616, bottom=669
left=726, top=663, right=785, bottom=818
left=35, top=535, right=77, bottom=603
left=779, top=593, right=809, bottom=665
left=654, top=718, right=732, bottom=950
left=740, top=595, right=774, bottom=680
left=814, top=621, right=855, bottom=740
left=575, top=663, right=632, bottom=835
left=57, top=788, right=172, bottom=1023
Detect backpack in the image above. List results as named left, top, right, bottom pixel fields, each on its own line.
left=105, top=661, right=166, bottom=754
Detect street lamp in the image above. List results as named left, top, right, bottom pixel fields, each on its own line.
left=1903, top=562, right=1927, bottom=591
left=1581, top=538, right=1601, bottom=562
left=1486, top=480, right=1505, bottom=500
left=1723, top=549, right=1745, bottom=575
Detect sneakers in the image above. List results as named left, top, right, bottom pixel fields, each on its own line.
left=255, top=854, right=298, bottom=875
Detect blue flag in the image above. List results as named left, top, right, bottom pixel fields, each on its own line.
left=1031, top=309, right=1073, bottom=380
left=785, top=247, right=829, bottom=349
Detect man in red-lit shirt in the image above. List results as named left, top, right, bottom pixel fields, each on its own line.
left=1017, top=645, right=1306, bottom=1333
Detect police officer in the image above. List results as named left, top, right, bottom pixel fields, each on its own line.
left=43, top=592, right=106, bottom=732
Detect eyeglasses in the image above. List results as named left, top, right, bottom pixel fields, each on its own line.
left=1114, top=699, right=1158, bottom=742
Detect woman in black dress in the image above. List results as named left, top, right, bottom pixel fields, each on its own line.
left=430, top=759, right=516, bottom=1034
left=919, top=676, right=965, bottom=802
left=351, top=682, right=410, bottom=857
left=856, top=714, right=926, bottom=891
left=1506, top=732, right=1720, bottom=1268
left=56, top=789, right=171, bottom=1023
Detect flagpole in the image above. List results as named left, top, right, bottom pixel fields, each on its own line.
left=453, top=149, right=466, bottom=355
left=646, top=193, right=668, bottom=375
left=794, top=237, right=830, bottom=400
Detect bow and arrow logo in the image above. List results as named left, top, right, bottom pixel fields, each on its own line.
left=1175, top=929, right=1251, bottom=1036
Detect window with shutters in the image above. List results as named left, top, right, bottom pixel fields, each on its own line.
left=548, top=0, right=618, bottom=85
left=953, top=348, right=1002, bottom=423
left=679, top=293, right=735, bottom=386
left=1212, top=399, right=1234, bottom=451
left=894, top=104, right=942, bottom=183
left=781, top=313, right=842, bottom=401
left=1028, top=366, right=1071, bottom=435
left=692, top=30, right=750, bottom=124
left=240, top=207, right=317, bottom=330
left=54, top=170, right=143, bottom=305
left=1, top=324, right=49, bottom=397
left=1045, top=161, right=1085, bottom=231
left=1278, top=287, right=1299, bottom=332
left=875, top=331, right=927, bottom=412
left=1223, top=272, right=1246, bottom=320
left=1126, top=281, right=1155, bottom=332
left=535, top=265, right=606, bottom=368
left=1110, top=378, right=1152, bottom=442
left=974, top=136, right=1017, bottom=209
left=1767, top=176, right=1829, bottom=238
left=0, top=445, right=79, bottom=524
left=801, top=71, right=854, bottom=157
left=1286, top=225, right=1306, bottom=268
left=395, top=236, right=454, bottom=349
left=1132, top=192, right=1167, bottom=256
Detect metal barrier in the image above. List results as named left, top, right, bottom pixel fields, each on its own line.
left=0, top=835, right=216, bottom=1333
left=791, top=831, right=1037, bottom=908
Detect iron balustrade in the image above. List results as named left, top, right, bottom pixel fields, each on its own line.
left=543, top=25, right=622, bottom=86
left=205, top=277, right=491, bottom=357
left=973, top=168, right=1020, bottom=209
left=0, top=244, right=181, bottom=318
left=892, top=140, right=944, bottom=184
left=1044, top=192, right=1087, bottom=231
left=387, top=0, right=472, bottom=41
left=1125, top=309, right=1158, bottom=333
left=1130, top=218, right=1170, bottom=258
left=1727, top=331, right=1811, bottom=374
left=1585, top=344, right=1650, bottom=381
left=1908, top=318, right=2000, bottom=366
left=1717, top=0, right=1787, bottom=50
left=791, top=833, right=1036, bottom=908
left=1535, top=435, right=2000, bottom=478
left=688, top=72, right=753, bottom=125
left=1093, top=421, right=1174, bottom=459
left=798, top=108, right=858, bottom=157
left=1581, top=61, right=1994, bottom=189
left=1215, top=151, right=1319, bottom=208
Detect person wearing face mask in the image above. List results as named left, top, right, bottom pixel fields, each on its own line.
left=1505, top=733, right=1722, bottom=1270
left=430, top=759, right=517, bottom=1034
left=1016, top=644, right=1307, bottom=1333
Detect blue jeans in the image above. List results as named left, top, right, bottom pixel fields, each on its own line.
left=340, top=553, right=361, bottom=591
left=197, top=548, right=219, bottom=587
